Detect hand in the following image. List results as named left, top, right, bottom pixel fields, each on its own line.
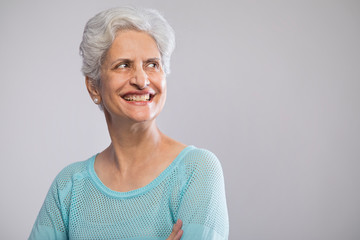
left=167, top=219, right=183, bottom=240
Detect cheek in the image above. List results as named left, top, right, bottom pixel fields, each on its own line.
left=159, top=81, right=167, bottom=107
left=153, top=76, right=167, bottom=108
left=157, top=76, right=167, bottom=93
left=161, top=79, right=166, bottom=91
left=149, top=71, right=166, bottom=90
left=99, top=77, right=122, bottom=97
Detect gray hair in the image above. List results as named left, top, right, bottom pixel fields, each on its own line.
left=79, top=6, right=175, bottom=86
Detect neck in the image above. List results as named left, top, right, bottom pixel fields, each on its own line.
left=103, top=113, right=165, bottom=173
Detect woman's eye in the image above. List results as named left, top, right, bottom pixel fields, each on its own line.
left=116, top=63, right=129, bottom=69
left=147, top=63, right=158, bottom=69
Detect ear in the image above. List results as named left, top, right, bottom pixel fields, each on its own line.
left=85, top=76, right=101, bottom=104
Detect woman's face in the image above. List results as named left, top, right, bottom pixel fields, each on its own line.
left=97, top=30, right=167, bottom=123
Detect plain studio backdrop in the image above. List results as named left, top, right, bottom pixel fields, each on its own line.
left=1, top=0, right=360, bottom=239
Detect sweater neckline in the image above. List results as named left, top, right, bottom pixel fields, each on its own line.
left=87, top=145, right=194, bottom=199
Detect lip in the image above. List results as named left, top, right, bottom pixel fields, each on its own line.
left=120, top=90, right=156, bottom=105
left=121, top=90, right=155, bottom=97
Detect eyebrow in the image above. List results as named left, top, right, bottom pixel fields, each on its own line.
left=110, top=57, right=161, bottom=66
left=145, top=58, right=161, bottom=62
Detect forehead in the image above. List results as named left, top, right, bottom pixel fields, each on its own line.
left=106, top=30, right=161, bottom=60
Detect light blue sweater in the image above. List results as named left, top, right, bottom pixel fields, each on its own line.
left=29, top=146, right=229, bottom=239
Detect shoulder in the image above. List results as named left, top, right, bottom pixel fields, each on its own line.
left=181, top=146, right=223, bottom=173
left=179, top=146, right=225, bottom=182
left=51, top=156, right=93, bottom=192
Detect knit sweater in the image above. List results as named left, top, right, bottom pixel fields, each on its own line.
left=29, top=146, right=229, bottom=239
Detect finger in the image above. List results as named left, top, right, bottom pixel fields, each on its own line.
left=173, top=219, right=182, bottom=231
left=167, top=219, right=183, bottom=239
left=173, top=229, right=183, bottom=240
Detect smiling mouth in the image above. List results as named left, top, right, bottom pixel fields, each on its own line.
left=122, top=93, right=153, bottom=102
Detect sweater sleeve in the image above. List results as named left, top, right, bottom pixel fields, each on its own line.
left=177, top=149, right=229, bottom=240
left=29, top=166, right=75, bottom=240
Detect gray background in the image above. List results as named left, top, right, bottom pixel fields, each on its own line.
left=1, top=0, right=360, bottom=239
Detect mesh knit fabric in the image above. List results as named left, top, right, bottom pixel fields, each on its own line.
left=29, top=146, right=229, bottom=239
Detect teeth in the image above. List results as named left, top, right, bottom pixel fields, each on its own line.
left=123, top=94, right=150, bottom=101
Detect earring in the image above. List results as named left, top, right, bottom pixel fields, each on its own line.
left=94, top=98, right=99, bottom=104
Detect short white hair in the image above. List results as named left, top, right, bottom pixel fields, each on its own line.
left=79, top=6, right=175, bottom=86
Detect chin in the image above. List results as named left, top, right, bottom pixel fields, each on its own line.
left=128, top=112, right=158, bottom=123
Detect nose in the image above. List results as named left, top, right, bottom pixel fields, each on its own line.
left=130, top=66, right=150, bottom=89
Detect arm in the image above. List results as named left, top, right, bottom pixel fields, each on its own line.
left=29, top=170, right=72, bottom=240
left=177, top=149, right=229, bottom=240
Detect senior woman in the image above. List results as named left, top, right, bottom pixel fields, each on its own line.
left=29, top=6, right=229, bottom=240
